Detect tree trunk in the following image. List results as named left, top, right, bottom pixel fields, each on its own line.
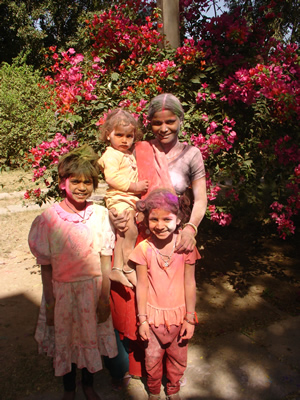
left=157, top=0, right=180, bottom=48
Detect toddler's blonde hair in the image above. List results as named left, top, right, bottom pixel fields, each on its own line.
left=99, top=108, right=143, bottom=144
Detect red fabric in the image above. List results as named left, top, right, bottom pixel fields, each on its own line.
left=135, top=140, right=174, bottom=198
left=145, top=325, right=187, bottom=396
left=128, top=339, right=146, bottom=376
left=110, top=282, right=136, bottom=340
left=110, top=140, right=176, bottom=376
left=110, top=282, right=147, bottom=376
left=110, top=139, right=172, bottom=338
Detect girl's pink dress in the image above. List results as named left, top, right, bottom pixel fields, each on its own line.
left=28, top=202, right=118, bottom=376
left=129, top=237, right=201, bottom=328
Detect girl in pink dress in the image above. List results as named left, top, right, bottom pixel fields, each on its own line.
left=129, top=189, right=200, bottom=400
left=28, top=145, right=117, bottom=400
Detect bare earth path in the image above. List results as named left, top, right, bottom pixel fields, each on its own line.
left=0, top=170, right=299, bottom=400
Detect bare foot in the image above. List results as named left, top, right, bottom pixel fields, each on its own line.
left=109, top=268, right=133, bottom=288
left=166, top=393, right=181, bottom=400
left=61, top=391, right=76, bottom=400
left=123, top=267, right=137, bottom=287
left=148, top=394, right=161, bottom=400
left=82, top=385, right=102, bottom=400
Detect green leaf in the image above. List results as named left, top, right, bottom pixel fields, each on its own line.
left=111, top=72, right=120, bottom=81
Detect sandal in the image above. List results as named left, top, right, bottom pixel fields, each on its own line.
left=112, top=373, right=132, bottom=391
left=61, top=391, right=76, bottom=400
left=166, top=393, right=181, bottom=400
left=123, top=373, right=132, bottom=387
left=179, top=376, right=187, bottom=387
left=148, top=394, right=161, bottom=400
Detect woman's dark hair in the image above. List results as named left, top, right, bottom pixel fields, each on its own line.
left=147, top=93, right=184, bottom=122
left=99, top=108, right=143, bottom=144
left=58, top=145, right=100, bottom=195
left=136, top=188, right=191, bottom=228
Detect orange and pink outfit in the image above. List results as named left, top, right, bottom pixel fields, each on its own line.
left=129, top=237, right=200, bottom=395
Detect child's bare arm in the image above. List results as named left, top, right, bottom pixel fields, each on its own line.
left=97, top=255, right=111, bottom=323
left=180, top=262, right=196, bottom=341
left=136, top=264, right=150, bottom=341
left=41, top=264, right=55, bottom=326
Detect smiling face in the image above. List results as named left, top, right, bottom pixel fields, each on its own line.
left=108, top=123, right=135, bottom=153
left=60, top=174, right=93, bottom=209
left=148, top=208, right=180, bottom=241
left=150, top=110, right=181, bottom=148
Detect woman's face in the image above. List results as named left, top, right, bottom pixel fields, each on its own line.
left=150, top=110, right=181, bottom=147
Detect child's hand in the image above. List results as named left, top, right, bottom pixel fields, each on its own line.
left=139, top=321, right=150, bottom=341
left=97, top=299, right=111, bottom=323
left=135, top=180, right=149, bottom=194
left=45, top=302, right=55, bottom=326
left=179, top=320, right=195, bottom=342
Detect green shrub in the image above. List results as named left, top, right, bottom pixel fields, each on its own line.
left=0, top=58, right=53, bottom=168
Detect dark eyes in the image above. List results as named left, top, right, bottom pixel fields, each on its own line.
left=152, top=120, right=177, bottom=126
left=71, top=180, right=92, bottom=184
left=115, top=134, right=134, bottom=138
left=149, top=218, right=172, bottom=222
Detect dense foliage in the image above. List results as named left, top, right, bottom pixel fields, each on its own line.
left=0, top=0, right=114, bottom=67
left=0, top=58, right=53, bottom=168
left=23, top=0, right=299, bottom=239
left=224, top=0, right=300, bottom=44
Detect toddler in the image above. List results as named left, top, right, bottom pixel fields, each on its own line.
left=98, top=108, right=148, bottom=288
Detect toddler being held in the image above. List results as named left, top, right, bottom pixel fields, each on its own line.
left=98, top=109, right=148, bottom=288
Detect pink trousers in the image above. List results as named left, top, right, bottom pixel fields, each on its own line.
left=145, top=324, right=187, bottom=396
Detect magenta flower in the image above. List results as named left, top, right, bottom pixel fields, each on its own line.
left=206, top=121, right=218, bottom=134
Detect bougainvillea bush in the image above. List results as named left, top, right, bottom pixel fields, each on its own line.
left=25, top=0, right=300, bottom=238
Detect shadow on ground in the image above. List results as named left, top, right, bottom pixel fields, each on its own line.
left=0, top=211, right=299, bottom=400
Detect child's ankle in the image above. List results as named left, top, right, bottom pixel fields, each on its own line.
left=61, top=390, right=76, bottom=400
left=82, top=384, right=102, bottom=400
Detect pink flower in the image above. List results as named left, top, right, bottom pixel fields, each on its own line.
left=206, top=121, right=218, bottom=134
left=34, top=188, right=41, bottom=198
left=24, top=190, right=31, bottom=200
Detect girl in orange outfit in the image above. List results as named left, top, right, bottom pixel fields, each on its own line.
left=129, top=189, right=200, bottom=400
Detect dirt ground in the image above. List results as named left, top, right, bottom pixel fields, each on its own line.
left=0, top=170, right=299, bottom=400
